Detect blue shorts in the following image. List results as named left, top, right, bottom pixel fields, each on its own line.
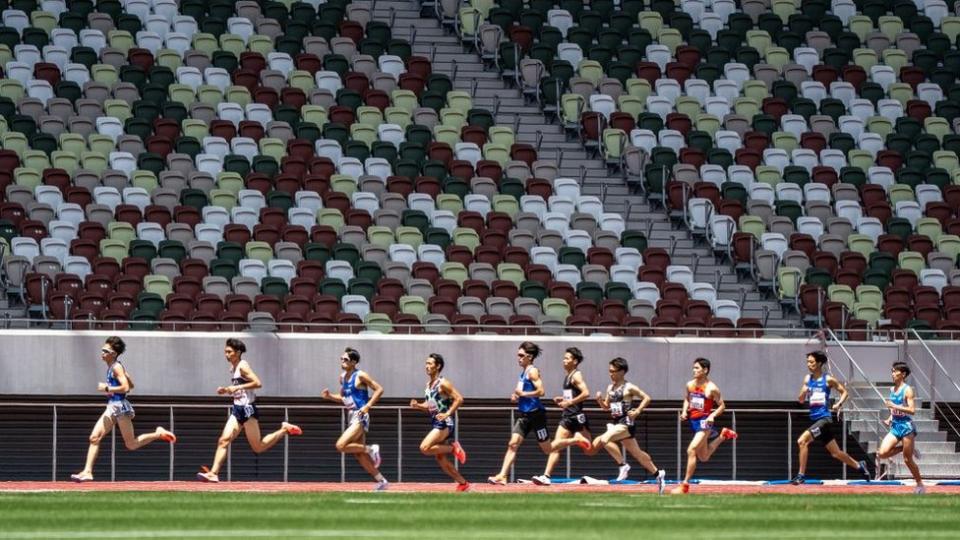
left=890, top=420, right=917, bottom=440
left=431, top=416, right=455, bottom=432
left=230, top=404, right=259, bottom=425
left=689, top=417, right=719, bottom=438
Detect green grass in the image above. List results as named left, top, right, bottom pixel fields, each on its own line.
left=0, top=492, right=956, bottom=539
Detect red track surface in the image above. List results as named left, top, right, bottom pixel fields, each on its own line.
left=0, top=481, right=957, bottom=495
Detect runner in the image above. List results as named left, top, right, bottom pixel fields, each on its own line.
left=672, top=358, right=738, bottom=494
left=197, top=338, right=302, bottom=483
left=488, top=341, right=552, bottom=485
left=791, top=350, right=871, bottom=485
left=532, top=347, right=594, bottom=486
left=321, top=347, right=388, bottom=490
left=876, top=361, right=925, bottom=494
left=592, top=357, right=667, bottom=494
left=409, top=353, right=469, bottom=491
left=71, top=336, right=176, bottom=482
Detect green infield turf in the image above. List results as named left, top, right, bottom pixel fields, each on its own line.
left=0, top=492, right=956, bottom=539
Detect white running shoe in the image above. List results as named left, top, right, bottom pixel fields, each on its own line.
left=616, top=463, right=631, bottom=482
left=532, top=475, right=551, bottom=486
left=70, top=472, right=93, bottom=483
left=914, top=485, right=926, bottom=495
left=196, top=471, right=219, bottom=483
left=375, top=479, right=389, bottom=491
left=656, top=469, right=666, bottom=496
left=368, top=444, right=382, bottom=469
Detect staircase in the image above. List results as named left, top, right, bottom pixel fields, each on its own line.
left=379, top=0, right=797, bottom=328
left=844, top=381, right=960, bottom=478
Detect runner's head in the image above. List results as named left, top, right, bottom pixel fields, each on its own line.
left=891, top=361, right=910, bottom=382
left=517, top=341, right=541, bottom=367
left=342, top=347, right=360, bottom=369
left=807, top=350, right=828, bottom=373
left=224, top=338, right=245, bottom=362
left=609, top=357, right=628, bottom=382
left=426, top=353, right=445, bottom=375
left=563, top=347, right=583, bottom=370
left=102, top=336, right=124, bottom=361
left=693, top=357, right=710, bottom=379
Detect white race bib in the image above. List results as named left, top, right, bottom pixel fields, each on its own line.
left=809, top=390, right=826, bottom=407
left=690, top=396, right=705, bottom=410
left=342, top=395, right=355, bottom=408
left=610, top=402, right=624, bottom=416
left=563, top=389, right=573, bottom=401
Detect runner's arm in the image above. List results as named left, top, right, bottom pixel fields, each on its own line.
left=358, top=371, right=384, bottom=414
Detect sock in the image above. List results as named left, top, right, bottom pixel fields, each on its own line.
left=618, top=462, right=627, bottom=467
left=374, top=473, right=386, bottom=482
left=365, top=445, right=372, bottom=453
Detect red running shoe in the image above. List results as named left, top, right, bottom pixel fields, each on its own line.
left=456, top=482, right=471, bottom=492
left=670, top=483, right=690, bottom=495
left=452, top=441, right=467, bottom=464
left=283, top=422, right=303, bottom=436
left=720, top=427, right=738, bottom=440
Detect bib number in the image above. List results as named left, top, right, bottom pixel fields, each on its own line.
left=610, top=402, right=624, bottom=416
left=690, top=396, right=705, bottom=410
left=809, top=391, right=827, bottom=407
left=576, top=413, right=587, bottom=424
left=536, top=428, right=548, bottom=441
left=242, top=405, right=255, bottom=417
left=342, top=395, right=355, bottom=408
left=563, top=389, right=573, bottom=401
left=119, top=401, right=133, bottom=415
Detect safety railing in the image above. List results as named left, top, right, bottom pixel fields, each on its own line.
left=904, top=329, right=960, bottom=446
left=2, top=402, right=821, bottom=483
left=825, top=329, right=889, bottom=454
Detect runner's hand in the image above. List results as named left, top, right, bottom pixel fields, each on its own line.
left=97, top=382, right=108, bottom=392
left=321, top=388, right=331, bottom=399
left=436, top=412, right=449, bottom=421
left=409, top=399, right=418, bottom=408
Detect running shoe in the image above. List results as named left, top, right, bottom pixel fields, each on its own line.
left=456, top=482, right=471, bottom=492
left=69, top=472, right=93, bottom=482
left=196, top=471, right=219, bottom=483
left=790, top=474, right=806, bottom=485
left=616, top=463, right=631, bottom=482
left=487, top=476, right=507, bottom=485
left=451, top=441, right=467, bottom=465
left=858, top=460, right=871, bottom=482
left=670, top=483, right=690, bottom=495
left=576, top=438, right=592, bottom=452
left=368, top=444, right=382, bottom=469
left=914, top=485, right=926, bottom=495
left=156, top=427, right=177, bottom=443
left=532, top=475, right=551, bottom=486
left=656, top=469, right=666, bottom=496
left=282, top=422, right=303, bottom=436
left=374, top=479, right=389, bottom=491
left=720, top=427, right=738, bottom=440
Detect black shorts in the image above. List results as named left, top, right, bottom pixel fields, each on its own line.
left=808, top=417, right=835, bottom=444
left=513, top=409, right=550, bottom=442
left=559, top=412, right=590, bottom=433
left=230, top=404, right=259, bottom=425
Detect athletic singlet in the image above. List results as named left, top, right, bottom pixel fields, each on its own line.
left=607, top=382, right=636, bottom=422
left=561, top=370, right=583, bottom=416
left=341, top=370, right=369, bottom=411
left=517, top=366, right=544, bottom=413
left=231, top=362, right=255, bottom=406
left=106, top=361, right=125, bottom=402
left=425, top=376, right=453, bottom=417
left=889, top=384, right=912, bottom=421
left=806, top=374, right=831, bottom=421
left=687, top=383, right=714, bottom=420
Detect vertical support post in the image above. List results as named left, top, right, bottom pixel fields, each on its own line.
left=787, top=412, right=793, bottom=480
left=283, top=407, right=289, bottom=483
left=52, top=405, right=57, bottom=481
left=110, top=427, right=116, bottom=482
left=509, top=409, right=515, bottom=482
left=676, top=410, right=682, bottom=481
left=340, top=408, right=346, bottom=483
left=565, top=446, right=571, bottom=480
left=731, top=410, right=737, bottom=481
left=169, top=406, right=175, bottom=481
left=842, top=415, right=847, bottom=481
left=397, top=408, right=403, bottom=483
left=454, top=410, right=460, bottom=472
left=227, top=441, right=232, bottom=482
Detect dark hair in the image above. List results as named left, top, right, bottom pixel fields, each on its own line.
left=428, top=353, right=445, bottom=372
left=565, top=347, right=583, bottom=364
left=519, top=341, right=541, bottom=360
left=225, top=338, right=246, bottom=355
left=344, top=347, right=361, bottom=363
left=892, top=361, right=911, bottom=378
left=808, top=351, right=828, bottom=366
left=694, top=357, right=711, bottom=374
left=609, top=357, right=629, bottom=373
left=105, top=336, right=125, bottom=356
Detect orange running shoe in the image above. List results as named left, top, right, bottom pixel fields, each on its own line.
left=670, top=483, right=690, bottom=495
left=157, top=427, right=177, bottom=443
left=456, top=482, right=471, bottom=492
left=452, top=441, right=467, bottom=464
left=283, top=422, right=303, bottom=436
left=576, top=439, right=592, bottom=451
left=720, top=427, right=738, bottom=440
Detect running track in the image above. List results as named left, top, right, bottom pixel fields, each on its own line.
left=0, top=481, right=957, bottom=495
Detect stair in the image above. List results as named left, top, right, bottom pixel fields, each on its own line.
left=844, top=381, right=960, bottom=478
left=379, top=0, right=798, bottom=328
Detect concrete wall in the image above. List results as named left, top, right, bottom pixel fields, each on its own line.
left=2, top=330, right=958, bottom=400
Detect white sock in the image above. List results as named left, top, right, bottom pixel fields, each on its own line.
left=375, top=473, right=386, bottom=482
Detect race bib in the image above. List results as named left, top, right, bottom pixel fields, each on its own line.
left=809, top=390, right=827, bottom=407
left=563, top=389, right=573, bottom=401
left=690, top=396, right=705, bottom=410
left=576, top=414, right=587, bottom=424
left=342, top=395, right=355, bottom=408
left=610, top=402, right=624, bottom=416
left=120, top=401, right=134, bottom=415
left=243, top=405, right=255, bottom=417
left=624, top=416, right=634, bottom=426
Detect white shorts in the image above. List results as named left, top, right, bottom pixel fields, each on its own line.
left=105, top=400, right=135, bottom=419
left=348, top=410, right=369, bottom=432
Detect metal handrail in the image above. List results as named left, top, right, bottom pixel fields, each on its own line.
left=2, top=402, right=810, bottom=483
left=905, top=329, right=960, bottom=444
left=825, top=329, right=888, bottom=446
